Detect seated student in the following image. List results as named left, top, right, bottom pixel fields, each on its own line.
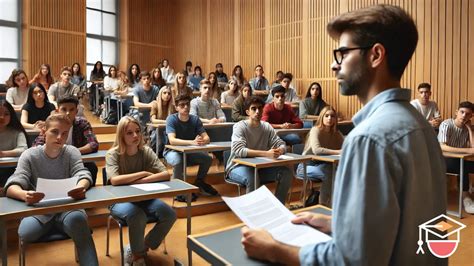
left=267, top=73, right=300, bottom=103
left=271, top=70, right=284, bottom=88
left=262, top=85, right=304, bottom=145
left=4, top=114, right=98, bottom=265
left=21, top=83, right=56, bottom=129
left=208, top=72, right=222, bottom=100
left=171, top=71, right=193, bottom=99
left=231, top=65, right=246, bottom=87
left=71, top=63, right=87, bottom=94
left=0, top=100, right=28, bottom=187
left=226, top=96, right=292, bottom=203
left=150, top=67, right=166, bottom=89
left=184, top=61, right=193, bottom=77
left=411, top=82, right=442, bottom=127
left=88, top=61, right=106, bottom=112
left=220, top=79, right=240, bottom=106
left=128, top=64, right=141, bottom=87
left=438, top=101, right=474, bottom=214
left=48, top=66, right=80, bottom=106
left=215, top=63, right=229, bottom=84
left=106, top=116, right=176, bottom=266
left=188, top=66, right=205, bottom=91
left=33, top=96, right=99, bottom=186
left=5, top=69, right=29, bottom=109
left=29, top=64, right=54, bottom=92
left=190, top=79, right=226, bottom=124
left=132, top=71, right=160, bottom=125
left=104, top=65, right=120, bottom=93
left=296, top=106, right=343, bottom=205
left=249, top=65, right=271, bottom=99
left=164, top=94, right=217, bottom=201
left=160, top=59, right=175, bottom=84
left=299, top=82, right=327, bottom=120
left=150, top=86, right=175, bottom=124
left=231, top=83, right=252, bottom=122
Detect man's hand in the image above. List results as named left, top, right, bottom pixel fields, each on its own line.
left=67, top=186, right=86, bottom=200
left=292, top=212, right=332, bottom=234
left=429, top=119, right=440, bottom=128
left=194, top=135, right=206, bottom=146
left=265, top=148, right=283, bottom=159
left=25, top=191, right=45, bottom=205
left=241, top=226, right=277, bottom=262
left=281, top=123, right=291, bottom=129
left=209, top=118, right=220, bottom=124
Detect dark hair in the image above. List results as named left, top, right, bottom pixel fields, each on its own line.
left=59, top=66, right=72, bottom=75
left=305, top=82, right=323, bottom=100
left=282, top=73, right=293, bottom=82
left=232, top=65, right=245, bottom=81
left=6, top=69, right=29, bottom=88
left=244, top=95, right=265, bottom=111
left=108, top=65, right=118, bottom=78
left=276, top=70, right=284, bottom=76
left=91, top=61, right=106, bottom=76
left=71, top=62, right=82, bottom=76
left=216, top=63, right=223, bottom=68
left=255, top=65, right=263, bottom=70
left=194, top=66, right=203, bottom=77
left=34, top=64, right=54, bottom=85
left=128, top=64, right=141, bottom=84
left=458, top=101, right=473, bottom=111
left=139, top=71, right=151, bottom=79
left=0, top=100, right=29, bottom=147
left=26, top=83, right=51, bottom=106
left=327, top=4, right=418, bottom=79
left=57, top=95, right=79, bottom=107
left=186, top=61, right=192, bottom=67
left=174, top=94, right=192, bottom=106
left=417, top=82, right=431, bottom=91
left=271, top=85, right=286, bottom=96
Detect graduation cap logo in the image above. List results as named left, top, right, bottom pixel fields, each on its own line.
left=416, top=214, right=466, bottom=258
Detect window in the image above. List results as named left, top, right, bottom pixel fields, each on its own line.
left=0, top=0, right=21, bottom=83
left=86, top=0, right=118, bottom=79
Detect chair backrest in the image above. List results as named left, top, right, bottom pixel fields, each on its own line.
left=102, top=167, right=108, bottom=186
left=223, top=149, right=231, bottom=170
left=292, top=143, right=305, bottom=155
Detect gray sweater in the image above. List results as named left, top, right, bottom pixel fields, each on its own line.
left=0, top=128, right=27, bottom=156
left=226, top=120, right=286, bottom=174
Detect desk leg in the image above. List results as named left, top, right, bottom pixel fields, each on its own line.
left=254, top=168, right=259, bottom=191
left=187, top=193, right=192, bottom=266
left=0, top=219, right=7, bottom=265
left=183, top=152, right=187, bottom=183
left=155, top=128, right=159, bottom=155
left=330, top=163, right=337, bottom=208
left=302, top=162, right=307, bottom=207
left=117, top=99, right=121, bottom=120
left=458, top=159, right=464, bottom=219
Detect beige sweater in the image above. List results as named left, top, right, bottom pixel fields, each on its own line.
left=303, top=126, right=344, bottom=155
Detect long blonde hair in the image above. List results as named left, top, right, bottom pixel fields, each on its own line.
left=153, top=86, right=175, bottom=120
left=315, top=105, right=338, bottom=133
left=113, top=116, right=145, bottom=155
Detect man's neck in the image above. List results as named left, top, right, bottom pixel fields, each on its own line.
left=178, top=113, right=190, bottom=122
left=44, top=145, right=62, bottom=159
left=248, top=118, right=260, bottom=127
left=201, top=95, right=209, bottom=102
left=454, top=119, right=465, bottom=128
left=60, top=81, right=69, bottom=87
left=358, top=79, right=401, bottom=105
left=143, top=85, right=151, bottom=91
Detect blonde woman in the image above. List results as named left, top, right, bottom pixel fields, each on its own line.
left=150, top=86, right=175, bottom=124
left=171, top=71, right=193, bottom=99
left=106, top=116, right=176, bottom=266
left=296, top=105, right=344, bottom=205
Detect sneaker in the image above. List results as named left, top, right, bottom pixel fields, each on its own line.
left=464, top=197, right=474, bottom=214
left=124, top=244, right=133, bottom=266
left=132, top=258, right=146, bottom=266
left=195, top=180, right=219, bottom=196
left=174, top=193, right=198, bottom=202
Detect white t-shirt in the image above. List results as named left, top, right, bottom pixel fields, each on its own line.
left=410, top=99, right=441, bottom=121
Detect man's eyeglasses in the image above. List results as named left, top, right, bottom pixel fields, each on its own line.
left=333, top=45, right=373, bottom=65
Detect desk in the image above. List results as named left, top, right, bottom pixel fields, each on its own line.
left=443, top=152, right=474, bottom=218
left=115, top=93, right=134, bottom=120
left=188, top=205, right=331, bottom=265
left=221, top=105, right=232, bottom=122
left=0, top=150, right=108, bottom=168
left=312, top=154, right=341, bottom=204
left=165, top=142, right=231, bottom=182
left=0, top=179, right=198, bottom=265
left=275, top=128, right=310, bottom=136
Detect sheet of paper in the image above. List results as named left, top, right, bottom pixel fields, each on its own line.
left=130, top=183, right=170, bottom=191
left=36, top=177, right=77, bottom=201
left=222, top=186, right=331, bottom=247
left=277, top=154, right=293, bottom=160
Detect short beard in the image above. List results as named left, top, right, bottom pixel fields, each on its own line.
left=338, top=60, right=372, bottom=97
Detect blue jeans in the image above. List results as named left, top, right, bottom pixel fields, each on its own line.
left=164, top=150, right=212, bottom=181
left=228, top=165, right=292, bottom=203
left=445, top=158, right=474, bottom=192
left=297, top=162, right=334, bottom=205
left=18, top=211, right=98, bottom=266
left=110, top=199, right=176, bottom=256
left=280, top=133, right=302, bottom=145
left=303, top=120, right=314, bottom=128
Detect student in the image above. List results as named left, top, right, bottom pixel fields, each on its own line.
left=241, top=5, right=447, bottom=265
left=299, top=82, right=327, bottom=119
left=117, top=70, right=132, bottom=96
left=4, top=114, right=98, bottom=265
left=150, top=67, right=166, bottom=89
left=33, top=96, right=99, bottom=186
left=21, top=83, right=56, bottom=129
left=89, top=61, right=106, bottom=112
left=208, top=72, right=222, bottom=100
left=5, top=69, right=29, bottom=108
left=133, top=71, right=160, bottom=108
left=171, top=71, right=193, bottom=99
left=226, top=96, right=292, bottom=203
left=411, top=82, right=442, bottom=127
left=231, top=83, right=252, bottom=122
left=0, top=100, right=28, bottom=187
left=48, top=66, right=80, bottom=106
left=271, top=70, right=284, bottom=88
left=215, top=63, right=229, bottom=83
left=231, top=65, right=246, bottom=87
left=128, top=64, right=141, bottom=87
left=150, top=86, right=175, bottom=124
left=104, top=65, right=120, bottom=93
left=221, top=79, right=240, bottom=106
left=438, top=101, right=474, bottom=214
left=29, top=64, right=54, bottom=91
left=262, top=85, right=303, bottom=145
left=106, top=116, right=176, bottom=266
left=71, top=63, right=87, bottom=95
left=184, top=61, right=193, bottom=77
left=296, top=106, right=343, bottom=205
left=188, top=66, right=205, bottom=91
left=160, top=59, right=175, bottom=83
left=164, top=94, right=217, bottom=201
left=190, top=79, right=226, bottom=124
left=249, top=65, right=271, bottom=99
left=266, top=73, right=300, bottom=103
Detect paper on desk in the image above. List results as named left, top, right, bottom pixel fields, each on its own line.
left=222, top=186, right=331, bottom=247
left=36, top=177, right=77, bottom=201
left=277, top=154, right=293, bottom=160
left=131, top=183, right=170, bottom=191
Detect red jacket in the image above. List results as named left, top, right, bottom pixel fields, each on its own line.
left=262, top=103, right=303, bottom=128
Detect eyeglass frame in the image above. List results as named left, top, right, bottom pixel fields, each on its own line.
left=333, top=45, right=374, bottom=65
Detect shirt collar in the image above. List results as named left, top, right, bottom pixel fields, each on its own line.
left=352, top=88, right=411, bottom=126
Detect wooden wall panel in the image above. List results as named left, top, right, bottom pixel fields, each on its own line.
left=209, top=0, right=235, bottom=76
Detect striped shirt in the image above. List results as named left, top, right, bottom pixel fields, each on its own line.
left=190, top=97, right=226, bottom=121
left=437, top=118, right=470, bottom=148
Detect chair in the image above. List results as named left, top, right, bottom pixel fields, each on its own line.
left=19, top=228, right=79, bottom=266
left=292, top=143, right=321, bottom=204
left=223, top=149, right=245, bottom=195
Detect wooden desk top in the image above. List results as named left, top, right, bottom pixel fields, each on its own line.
left=130, top=105, right=152, bottom=111
left=165, top=141, right=231, bottom=153
left=275, top=128, right=310, bottom=135
left=232, top=153, right=312, bottom=169
left=148, top=122, right=235, bottom=129
left=311, top=154, right=341, bottom=163
left=0, top=150, right=108, bottom=167
left=443, top=151, right=474, bottom=160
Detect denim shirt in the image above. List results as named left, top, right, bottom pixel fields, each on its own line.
left=299, top=88, right=447, bottom=266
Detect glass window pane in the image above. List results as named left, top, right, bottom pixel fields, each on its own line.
left=86, top=9, right=102, bottom=35
left=102, top=13, right=116, bottom=37
left=87, top=38, right=102, bottom=63
left=0, top=27, right=18, bottom=59
left=102, top=0, right=116, bottom=13
left=0, top=0, right=18, bottom=22
left=86, top=0, right=101, bottom=10
left=0, top=62, right=18, bottom=84
left=86, top=65, right=94, bottom=81
left=102, top=41, right=116, bottom=65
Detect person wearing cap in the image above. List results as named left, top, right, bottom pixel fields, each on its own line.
left=240, top=5, right=447, bottom=265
